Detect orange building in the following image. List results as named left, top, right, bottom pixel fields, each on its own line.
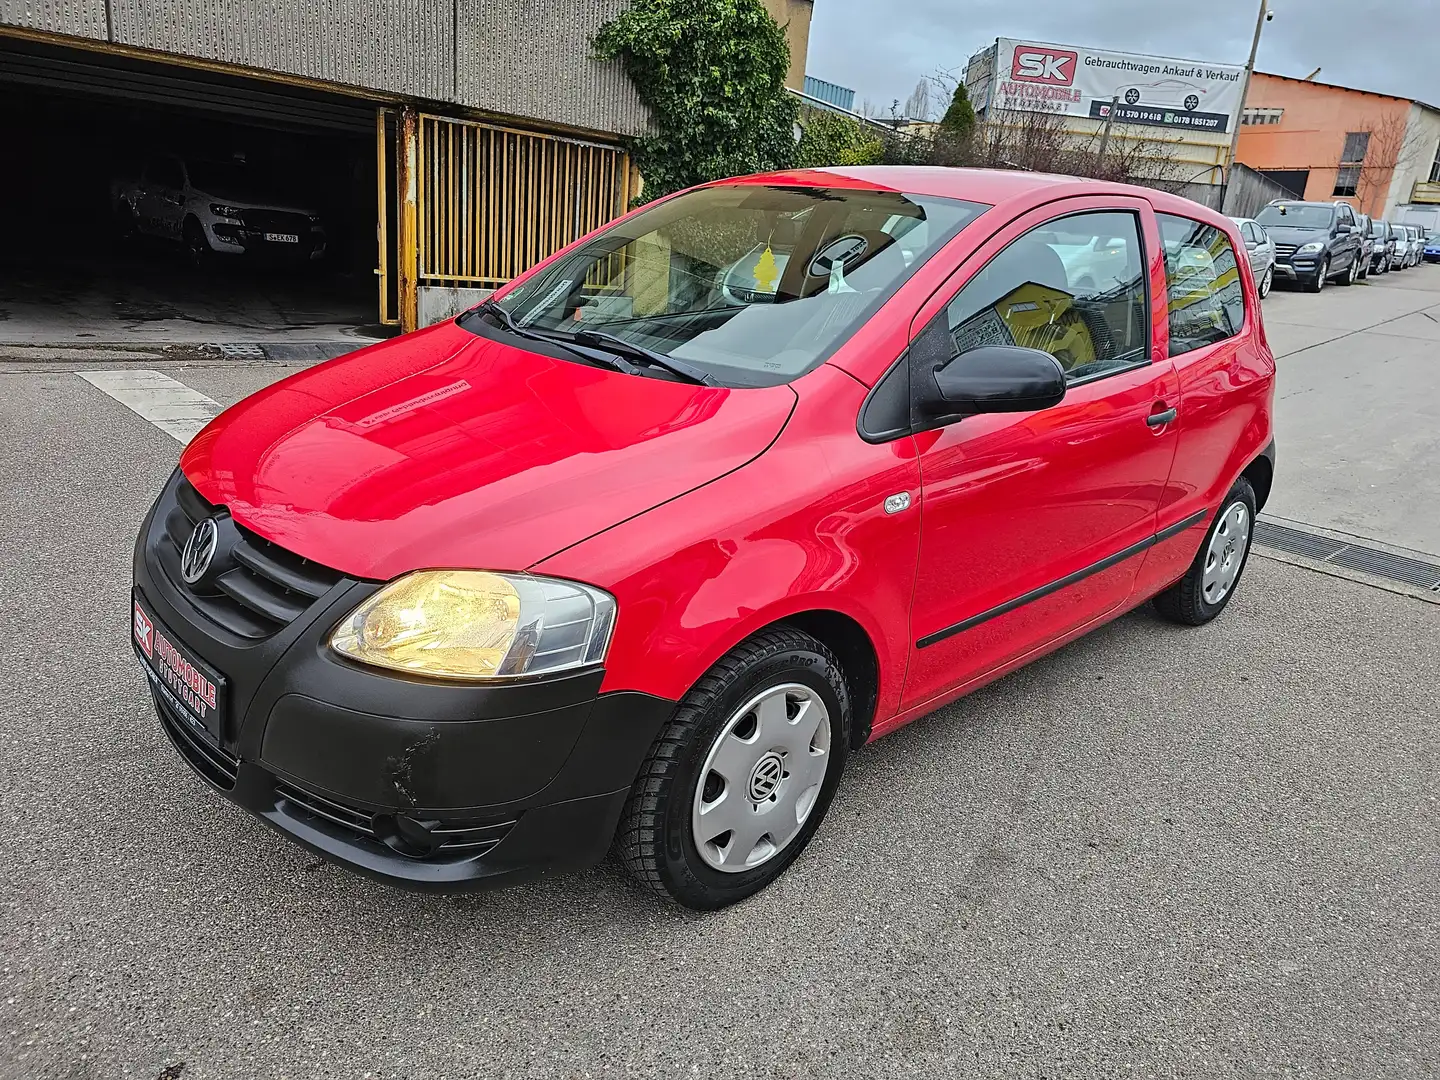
left=1237, top=71, right=1440, bottom=223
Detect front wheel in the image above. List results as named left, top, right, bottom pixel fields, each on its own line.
left=1307, top=258, right=1328, bottom=292
left=1153, top=477, right=1257, bottom=626
left=617, top=627, right=851, bottom=909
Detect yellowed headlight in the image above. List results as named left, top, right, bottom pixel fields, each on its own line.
left=329, top=570, right=615, bottom=681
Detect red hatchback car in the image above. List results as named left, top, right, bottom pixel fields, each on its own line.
left=133, top=167, right=1275, bottom=909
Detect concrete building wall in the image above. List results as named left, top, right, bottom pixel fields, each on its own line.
left=1, top=0, right=650, bottom=137
left=109, top=0, right=456, bottom=100
left=1388, top=102, right=1440, bottom=221
left=1237, top=72, right=1413, bottom=219
left=0, top=0, right=107, bottom=39
left=761, top=0, right=811, bottom=90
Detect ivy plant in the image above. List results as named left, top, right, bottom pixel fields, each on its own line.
left=594, top=0, right=799, bottom=200
left=795, top=107, right=885, bottom=169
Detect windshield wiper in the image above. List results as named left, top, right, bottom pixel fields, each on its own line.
left=564, top=328, right=720, bottom=387
left=474, top=300, right=643, bottom=376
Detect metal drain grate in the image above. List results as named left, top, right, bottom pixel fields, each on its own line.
left=1253, top=520, right=1440, bottom=590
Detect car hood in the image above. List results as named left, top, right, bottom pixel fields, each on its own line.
left=197, top=186, right=318, bottom=216
left=179, top=320, right=797, bottom=580
left=1262, top=225, right=1330, bottom=246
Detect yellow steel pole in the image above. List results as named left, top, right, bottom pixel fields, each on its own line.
left=397, top=107, right=420, bottom=334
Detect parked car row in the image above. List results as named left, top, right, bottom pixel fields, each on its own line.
left=1231, top=201, right=1433, bottom=294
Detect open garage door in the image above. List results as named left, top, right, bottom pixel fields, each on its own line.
left=0, top=34, right=389, bottom=351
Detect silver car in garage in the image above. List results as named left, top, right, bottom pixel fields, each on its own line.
left=1230, top=216, right=1276, bottom=298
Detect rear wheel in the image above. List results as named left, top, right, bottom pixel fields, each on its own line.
left=1258, top=265, right=1273, bottom=298
left=617, top=627, right=851, bottom=909
left=1337, top=255, right=1357, bottom=285
left=1153, top=477, right=1257, bottom=627
left=1358, top=253, right=1369, bottom=280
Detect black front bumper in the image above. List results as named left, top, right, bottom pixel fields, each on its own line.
left=134, top=471, right=675, bottom=892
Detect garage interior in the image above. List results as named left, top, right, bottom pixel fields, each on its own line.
left=0, top=35, right=392, bottom=348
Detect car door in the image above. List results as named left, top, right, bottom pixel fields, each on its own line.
left=1336, top=204, right=1359, bottom=268
left=1134, top=212, right=1270, bottom=598
left=901, top=198, right=1179, bottom=711
left=1239, top=222, right=1263, bottom=275
left=150, top=156, right=187, bottom=239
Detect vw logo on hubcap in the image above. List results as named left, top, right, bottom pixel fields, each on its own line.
left=748, top=752, right=785, bottom=802
left=181, top=517, right=220, bottom=584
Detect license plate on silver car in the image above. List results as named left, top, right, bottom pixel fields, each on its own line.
left=264, top=232, right=300, bottom=243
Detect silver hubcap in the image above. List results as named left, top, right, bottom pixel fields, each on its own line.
left=692, top=683, right=831, bottom=873
left=1203, top=501, right=1251, bottom=606
left=1261, top=267, right=1271, bottom=295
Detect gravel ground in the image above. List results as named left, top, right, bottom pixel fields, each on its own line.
left=1, top=371, right=1437, bottom=1080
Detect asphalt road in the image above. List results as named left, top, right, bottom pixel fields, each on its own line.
left=1263, top=264, right=1440, bottom=556
left=2, top=277, right=1438, bottom=1079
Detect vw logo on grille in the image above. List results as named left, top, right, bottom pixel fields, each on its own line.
left=748, top=752, right=785, bottom=802
left=181, top=517, right=220, bottom=584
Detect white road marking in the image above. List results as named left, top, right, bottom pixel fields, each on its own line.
left=77, top=369, right=221, bottom=444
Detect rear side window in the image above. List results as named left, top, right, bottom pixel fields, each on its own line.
left=938, top=210, right=1149, bottom=384
left=1158, top=214, right=1246, bottom=357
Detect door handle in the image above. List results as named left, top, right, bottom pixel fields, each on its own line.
left=1146, top=407, right=1177, bottom=427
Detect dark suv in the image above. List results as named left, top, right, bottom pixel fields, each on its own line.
left=1254, top=200, right=1365, bottom=292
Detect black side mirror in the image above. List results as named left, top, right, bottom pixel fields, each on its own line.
left=920, top=343, right=1067, bottom=417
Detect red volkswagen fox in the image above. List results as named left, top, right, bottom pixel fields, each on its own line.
left=133, top=168, right=1275, bottom=909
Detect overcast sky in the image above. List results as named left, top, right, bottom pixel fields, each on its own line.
left=807, top=0, right=1440, bottom=114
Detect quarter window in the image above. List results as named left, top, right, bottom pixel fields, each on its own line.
left=1158, top=214, right=1246, bottom=357
left=937, top=211, right=1148, bottom=385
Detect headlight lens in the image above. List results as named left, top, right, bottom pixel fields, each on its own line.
left=329, top=570, right=615, bottom=681
left=1296, top=241, right=1325, bottom=255
left=210, top=203, right=245, bottom=219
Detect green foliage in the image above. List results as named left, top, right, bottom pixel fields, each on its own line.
left=594, top=0, right=799, bottom=200
left=939, top=83, right=977, bottom=139
left=795, top=107, right=885, bottom=169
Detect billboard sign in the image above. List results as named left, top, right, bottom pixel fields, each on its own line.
left=993, top=38, right=1245, bottom=134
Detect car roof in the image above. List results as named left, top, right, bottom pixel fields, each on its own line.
left=715, top=166, right=1238, bottom=228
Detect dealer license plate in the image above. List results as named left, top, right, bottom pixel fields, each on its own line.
left=132, top=594, right=227, bottom=745
left=264, top=232, right=300, bottom=244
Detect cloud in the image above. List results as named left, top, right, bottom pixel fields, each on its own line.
left=806, top=0, right=1440, bottom=112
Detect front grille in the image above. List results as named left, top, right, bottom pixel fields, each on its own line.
left=154, top=691, right=239, bottom=790
left=238, top=209, right=310, bottom=235
left=1274, top=244, right=1297, bottom=258
left=157, top=478, right=343, bottom=641
left=274, top=779, right=515, bottom=859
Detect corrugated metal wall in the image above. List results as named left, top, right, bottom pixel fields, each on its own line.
left=2, top=0, right=649, bottom=137
left=0, top=0, right=107, bottom=39
left=455, top=0, right=644, bottom=137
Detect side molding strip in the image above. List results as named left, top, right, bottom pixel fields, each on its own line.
left=915, top=509, right=1210, bottom=649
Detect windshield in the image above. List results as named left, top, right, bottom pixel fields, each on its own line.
left=1256, top=205, right=1334, bottom=230
left=481, top=184, right=987, bottom=387
left=1370, top=221, right=1386, bottom=236
left=188, top=159, right=297, bottom=203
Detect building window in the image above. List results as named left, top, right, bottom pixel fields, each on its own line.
left=1241, top=107, right=1284, bottom=125
left=1429, top=142, right=1440, bottom=184
left=1334, top=131, right=1370, bottom=197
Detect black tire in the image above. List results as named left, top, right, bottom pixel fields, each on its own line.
left=183, top=218, right=211, bottom=270
left=1258, top=265, right=1272, bottom=299
left=616, top=627, right=851, bottom=910
left=1306, top=258, right=1328, bottom=292
left=1337, top=254, right=1357, bottom=285
left=1358, top=253, right=1369, bottom=280
left=1153, top=477, right=1258, bottom=627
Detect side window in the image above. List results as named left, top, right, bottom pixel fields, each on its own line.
left=155, top=158, right=185, bottom=190
left=1158, top=213, right=1246, bottom=358
left=1241, top=222, right=1259, bottom=244
left=1338, top=205, right=1355, bottom=228
left=938, top=211, right=1149, bottom=384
